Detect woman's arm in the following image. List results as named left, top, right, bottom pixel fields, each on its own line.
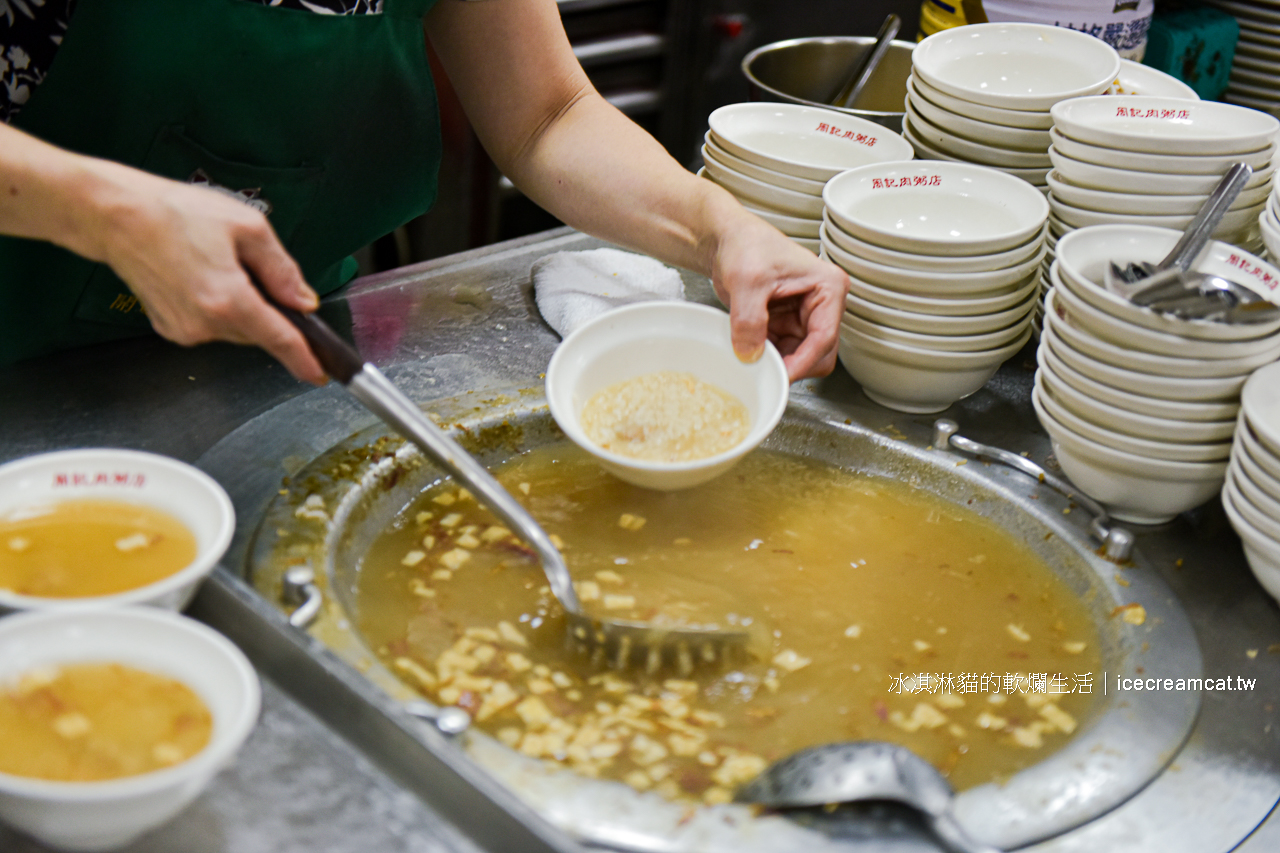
left=424, top=0, right=848, bottom=380
left=0, top=122, right=324, bottom=381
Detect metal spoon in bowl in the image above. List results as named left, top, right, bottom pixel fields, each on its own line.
left=1104, top=162, right=1253, bottom=297
left=830, top=14, right=900, bottom=110
left=1128, top=269, right=1280, bottom=324
left=736, top=741, right=1001, bottom=853
left=256, top=284, right=751, bottom=673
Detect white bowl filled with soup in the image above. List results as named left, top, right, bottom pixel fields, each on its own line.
left=0, top=448, right=235, bottom=612
left=0, top=607, right=260, bottom=851
left=545, top=301, right=789, bottom=490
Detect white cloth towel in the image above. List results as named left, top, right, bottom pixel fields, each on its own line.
left=532, top=247, right=685, bottom=338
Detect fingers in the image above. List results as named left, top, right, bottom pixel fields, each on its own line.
left=728, top=279, right=771, bottom=365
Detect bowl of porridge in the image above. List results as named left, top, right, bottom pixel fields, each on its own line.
left=545, top=301, right=788, bottom=490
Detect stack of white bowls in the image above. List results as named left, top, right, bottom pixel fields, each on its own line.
left=1259, top=180, right=1280, bottom=259
left=1209, top=0, right=1280, bottom=114
left=821, top=161, right=1048, bottom=413
left=1035, top=223, right=1280, bottom=525
left=701, top=103, right=915, bottom=254
left=1047, top=96, right=1279, bottom=256
left=1222, top=360, right=1280, bottom=604
left=903, top=22, right=1121, bottom=192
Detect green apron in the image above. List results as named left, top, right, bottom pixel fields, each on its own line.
left=2, top=0, right=441, bottom=364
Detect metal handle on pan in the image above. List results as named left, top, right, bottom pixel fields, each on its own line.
left=932, top=419, right=1134, bottom=563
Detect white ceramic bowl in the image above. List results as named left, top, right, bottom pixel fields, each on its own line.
left=1049, top=128, right=1277, bottom=176
left=906, top=81, right=1051, bottom=151
left=823, top=160, right=1049, bottom=255
left=1048, top=193, right=1263, bottom=237
left=848, top=271, right=1039, bottom=317
left=545, top=301, right=788, bottom=491
left=912, top=22, right=1120, bottom=111
left=902, top=119, right=1051, bottom=185
left=701, top=158, right=825, bottom=217
left=822, top=228, right=1046, bottom=295
left=1032, top=390, right=1228, bottom=524
left=1050, top=96, right=1280, bottom=157
left=741, top=202, right=821, bottom=239
left=707, top=103, right=915, bottom=183
left=1035, top=377, right=1231, bottom=462
left=821, top=211, right=1045, bottom=273
left=1221, top=485, right=1280, bottom=603
left=702, top=138, right=826, bottom=196
left=1053, top=224, right=1280, bottom=341
left=903, top=100, right=1053, bottom=169
left=1045, top=289, right=1277, bottom=379
left=1241, top=360, right=1280, bottom=458
left=1037, top=363, right=1237, bottom=444
left=838, top=323, right=1030, bottom=413
left=1110, top=59, right=1200, bottom=100
left=1048, top=147, right=1274, bottom=195
left=1037, top=340, right=1240, bottom=423
left=0, top=449, right=235, bottom=614
left=908, top=73, right=1054, bottom=130
left=842, top=310, right=1030, bottom=353
left=1050, top=264, right=1280, bottom=360
left=1047, top=171, right=1270, bottom=216
left=0, top=608, right=260, bottom=852
left=844, top=286, right=1035, bottom=336
left=1041, top=316, right=1248, bottom=402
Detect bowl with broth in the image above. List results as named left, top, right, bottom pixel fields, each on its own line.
left=0, top=607, right=260, bottom=851
left=545, top=302, right=789, bottom=490
left=0, top=449, right=235, bottom=613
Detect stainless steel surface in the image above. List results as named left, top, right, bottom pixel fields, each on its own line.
left=0, top=226, right=1277, bottom=851
left=737, top=742, right=1000, bottom=853
left=742, top=36, right=916, bottom=132
left=832, top=15, right=901, bottom=109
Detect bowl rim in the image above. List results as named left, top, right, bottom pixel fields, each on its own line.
left=702, top=137, right=827, bottom=194
left=545, top=301, right=789, bottom=476
left=821, top=220, right=1048, bottom=284
left=902, top=100, right=1053, bottom=168
left=907, top=73, right=1055, bottom=129
left=912, top=22, right=1121, bottom=111
left=906, top=79, right=1052, bottom=148
left=821, top=210, right=1047, bottom=272
left=0, top=448, right=235, bottom=611
left=1048, top=127, right=1277, bottom=175
left=0, top=607, right=260, bottom=800
left=1049, top=95, right=1280, bottom=157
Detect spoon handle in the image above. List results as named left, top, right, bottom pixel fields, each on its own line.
left=832, top=13, right=900, bottom=109
left=1157, top=162, right=1252, bottom=272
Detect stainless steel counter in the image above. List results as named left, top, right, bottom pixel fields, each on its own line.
left=1, top=227, right=1278, bottom=853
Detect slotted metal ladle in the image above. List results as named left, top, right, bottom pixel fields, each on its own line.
left=736, top=741, right=1001, bottom=853
left=260, top=286, right=750, bottom=672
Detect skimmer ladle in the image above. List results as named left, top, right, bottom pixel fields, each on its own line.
left=736, top=741, right=1001, bottom=853
left=260, top=287, right=750, bottom=673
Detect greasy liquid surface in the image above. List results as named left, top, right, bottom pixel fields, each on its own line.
left=0, top=663, right=212, bottom=781
left=0, top=499, right=197, bottom=598
left=358, top=446, right=1101, bottom=803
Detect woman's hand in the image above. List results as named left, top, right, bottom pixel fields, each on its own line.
left=709, top=213, right=848, bottom=382
left=0, top=123, right=325, bottom=383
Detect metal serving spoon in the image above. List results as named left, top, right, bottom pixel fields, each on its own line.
left=830, top=14, right=900, bottom=109
left=1127, top=268, right=1280, bottom=324
left=259, top=286, right=750, bottom=673
left=1105, top=162, right=1253, bottom=297
left=736, top=741, right=1000, bottom=853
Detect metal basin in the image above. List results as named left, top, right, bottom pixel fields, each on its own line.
left=240, top=390, right=1201, bottom=852
left=741, top=36, right=916, bottom=133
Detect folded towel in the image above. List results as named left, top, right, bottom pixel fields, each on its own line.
left=532, top=247, right=685, bottom=338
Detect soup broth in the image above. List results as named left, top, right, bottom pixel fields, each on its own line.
left=358, top=445, right=1101, bottom=803
left=0, top=663, right=212, bottom=782
left=0, top=499, right=197, bottom=598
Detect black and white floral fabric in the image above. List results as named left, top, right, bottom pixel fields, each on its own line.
left=1, top=0, right=383, bottom=123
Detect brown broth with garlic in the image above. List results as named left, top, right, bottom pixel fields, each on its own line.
left=358, top=445, right=1101, bottom=803
left=0, top=499, right=196, bottom=598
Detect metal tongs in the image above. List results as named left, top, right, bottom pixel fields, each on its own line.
left=1104, top=163, right=1280, bottom=325
left=260, top=286, right=750, bottom=673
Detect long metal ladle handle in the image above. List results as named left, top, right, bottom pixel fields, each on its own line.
left=832, top=13, right=900, bottom=109
left=259, top=284, right=582, bottom=613
left=1158, top=162, right=1252, bottom=272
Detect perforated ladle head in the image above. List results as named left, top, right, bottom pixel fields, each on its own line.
left=736, top=741, right=1002, bottom=853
